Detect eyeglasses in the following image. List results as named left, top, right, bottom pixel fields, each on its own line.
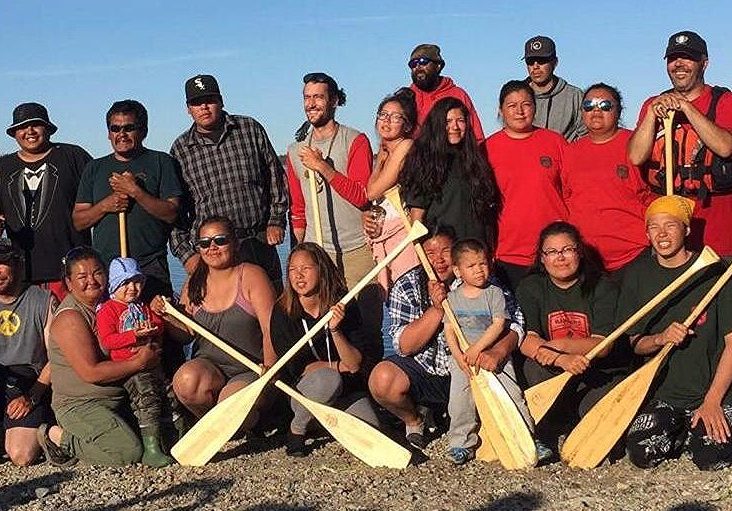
left=541, top=245, right=579, bottom=259
left=582, top=98, right=614, bottom=112
left=196, top=234, right=231, bottom=249
left=109, top=123, right=138, bottom=133
left=526, top=57, right=553, bottom=66
left=408, top=57, right=432, bottom=69
left=376, top=111, right=407, bottom=124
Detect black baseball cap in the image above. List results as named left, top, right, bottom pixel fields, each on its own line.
left=524, top=36, right=556, bottom=59
left=664, top=31, right=708, bottom=60
left=185, top=74, right=222, bottom=104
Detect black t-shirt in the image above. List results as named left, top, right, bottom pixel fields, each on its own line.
left=617, top=251, right=732, bottom=408
left=76, top=148, right=182, bottom=265
left=517, top=272, right=628, bottom=371
left=0, top=143, right=92, bottom=282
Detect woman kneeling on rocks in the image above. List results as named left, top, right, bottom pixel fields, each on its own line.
left=38, top=247, right=160, bottom=466
left=271, top=242, right=379, bottom=457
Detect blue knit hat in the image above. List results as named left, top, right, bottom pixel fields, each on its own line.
left=108, top=257, right=145, bottom=295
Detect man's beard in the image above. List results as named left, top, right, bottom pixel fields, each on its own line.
left=412, top=72, right=440, bottom=92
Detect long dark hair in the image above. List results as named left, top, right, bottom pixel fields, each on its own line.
left=279, top=242, right=347, bottom=319
left=529, top=221, right=603, bottom=296
left=375, top=87, right=417, bottom=138
left=187, top=216, right=238, bottom=307
left=399, top=97, right=502, bottom=238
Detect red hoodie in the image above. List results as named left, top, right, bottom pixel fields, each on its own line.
left=410, top=76, right=485, bottom=140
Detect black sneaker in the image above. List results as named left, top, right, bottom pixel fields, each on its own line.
left=285, top=433, right=307, bottom=457
left=37, top=424, right=78, bottom=468
left=406, top=431, right=428, bottom=450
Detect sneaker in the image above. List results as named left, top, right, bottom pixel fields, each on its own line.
left=448, top=447, right=475, bottom=466
left=535, top=439, right=554, bottom=464
left=405, top=406, right=434, bottom=449
left=285, top=433, right=307, bottom=458
left=36, top=424, right=78, bottom=468
left=405, top=431, right=428, bottom=450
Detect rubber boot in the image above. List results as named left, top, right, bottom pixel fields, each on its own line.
left=141, top=434, right=174, bottom=467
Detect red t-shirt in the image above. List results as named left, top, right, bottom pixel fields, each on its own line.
left=485, top=128, right=568, bottom=266
left=97, top=299, right=164, bottom=361
left=637, top=85, right=732, bottom=256
left=563, top=129, right=652, bottom=271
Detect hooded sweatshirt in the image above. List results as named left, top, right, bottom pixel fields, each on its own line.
left=530, top=76, right=586, bottom=142
left=410, top=76, right=485, bottom=140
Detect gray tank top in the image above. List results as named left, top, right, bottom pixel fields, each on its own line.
left=0, top=285, right=51, bottom=373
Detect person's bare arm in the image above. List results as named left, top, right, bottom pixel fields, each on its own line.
left=72, top=194, right=128, bottom=231
left=627, top=105, right=659, bottom=166
left=109, top=171, right=179, bottom=223
left=692, top=332, right=732, bottom=443
left=367, top=140, right=413, bottom=200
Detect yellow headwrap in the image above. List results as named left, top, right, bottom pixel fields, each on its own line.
left=645, top=195, right=695, bottom=226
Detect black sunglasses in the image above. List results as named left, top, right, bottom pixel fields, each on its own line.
left=408, top=57, right=433, bottom=69
left=196, top=234, right=231, bottom=249
left=109, top=123, right=138, bottom=133
left=581, top=98, right=614, bottom=112
left=525, top=57, right=553, bottom=66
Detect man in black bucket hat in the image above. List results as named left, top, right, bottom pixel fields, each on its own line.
left=0, top=102, right=92, bottom=299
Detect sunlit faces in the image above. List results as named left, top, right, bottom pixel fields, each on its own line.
left=526, top=57, right=557, bottom=87
left=376, top=101, right=409, bottom=141
left=581, top=89, right=619, bottom=137
left=540, top=233, right=581, bottom=286
left=410, top=58, right=441, bottom=91
left=197, top=222, right=235, bottom=269
left=303, top=82, right=336, bottom=128
left=423, top=234, right=454, bottom=281
left=187, top=96, right=224, bottom=131
left=0, top=263, right=17, bottom=295
left=287, top=250, right=320, bottom=297
left=108, top=113, right=142, bottom=158
left=13, top=122, right=50, bottom=155
left=113, top=278, right=144, bottom=304
left=446, top=108, right=467, bottom=145
left=666, top=54, right=707, bottom=95
left=65, top=258, right=107, bottom=305
left=453, top=249, right=490, bottom=288
left=646, top=213, right=688, bottom=260
left=500, top=90, right=536, bottom=135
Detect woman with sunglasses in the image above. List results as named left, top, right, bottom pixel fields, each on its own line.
left=484, top=80, right=568, bottom=291
left=165, top=216, right=277, bottom=421
left=562, top=83, right=652, bottom=276
left=271, top=242, right=378, bottom=457
left=516, top=221, right=628, bottom=457
left=363, top=88, right=420, bottom=292
left=38, top=246, right=160, bottom=466
left=400, top=97, right=501, bottom=249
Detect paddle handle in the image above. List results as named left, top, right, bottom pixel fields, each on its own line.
left=584, top=246, right=719, bottom=361
left=307, top=169, right=324, bottom=246
left=663, top=112, right=676, bottom=196
left=119, top=212, right=128, bottom=257
left=683, top=261, right=732, bottom=328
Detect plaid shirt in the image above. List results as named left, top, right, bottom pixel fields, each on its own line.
left=386, top=267, right=525, bottom=377
left=170, top=112, right=288, bottom=262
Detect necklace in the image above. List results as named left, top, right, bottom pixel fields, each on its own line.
left=304, top=122, right=340, bottom=183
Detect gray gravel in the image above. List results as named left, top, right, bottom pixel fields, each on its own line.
left=1, top=434, right=731, bottom=511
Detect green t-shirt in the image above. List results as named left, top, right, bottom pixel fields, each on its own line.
left=516, top=272, right=627, bottom=370
left=76, top=148, right=182, bottom=265
left=617, top=251, right=732, bottom=408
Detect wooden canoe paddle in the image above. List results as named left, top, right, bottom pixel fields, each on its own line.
left=306, top=168, right=324, bottom=246
left=162, top=300, right=411, bottom=468
left=562, top=259, right=732, bottom=469
left=663, top=111, right=676, bottom=196
left=525, top=246, right=719, bottom=424
left=384, top=185, right=537, bottom=469
left=119, top=212, right=128, bottom=257
left=171, top=220, right=428, bottom=466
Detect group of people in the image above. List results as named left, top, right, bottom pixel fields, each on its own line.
left=1, top=29, right=732, bottom=473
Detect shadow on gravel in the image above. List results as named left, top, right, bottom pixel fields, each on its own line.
left=77, top=477, right=234, bottom=511
left=0, top=471, right=75, bottom=508
left=240, top=504, right=317, bottom=511
left=667, top=503, right=719, bottom=511
left=471, top=491, right=543, bottom=511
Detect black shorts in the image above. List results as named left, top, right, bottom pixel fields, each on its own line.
left=385, top=355, right=449, bottom=405
left=1, top=365, right=53, bottom=430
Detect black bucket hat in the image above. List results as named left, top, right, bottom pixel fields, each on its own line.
left=6, top=102, right=58, bottom=137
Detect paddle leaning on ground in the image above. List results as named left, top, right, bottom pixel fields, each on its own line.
left=384, top=185, right=537, bottom=470
left=161, top=300, right=411, bottom=468
left=524, top=246, right=720, bottom=424
left=561, top=258, right=732, bottom=469
left=170, top=220, right=428, bottom=466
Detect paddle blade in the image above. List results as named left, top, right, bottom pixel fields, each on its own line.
left=525, top=371, right=573, bottom=424
left=471, top=371, right=537, bottom=470
left=171, top=377, right=267, bottom=466
left=561, top=345, right=672, bottom=469
left=475, top=422, right=498, bottom=462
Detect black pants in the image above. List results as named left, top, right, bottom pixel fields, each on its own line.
left=238, top=237, right=282, bottom=292
left=627, top=399, right=732, bottom=470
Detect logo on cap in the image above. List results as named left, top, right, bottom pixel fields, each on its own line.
left=531, top=40, right=542, bottom=50
left=194, top=78, right=205, bottom=90
left=675, top=34, right=689, bottom=45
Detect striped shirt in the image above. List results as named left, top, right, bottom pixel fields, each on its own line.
left=170, top=112, right=288, bottom=263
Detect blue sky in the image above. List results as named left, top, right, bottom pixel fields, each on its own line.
left=1, top=1, right=731, bottom=158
